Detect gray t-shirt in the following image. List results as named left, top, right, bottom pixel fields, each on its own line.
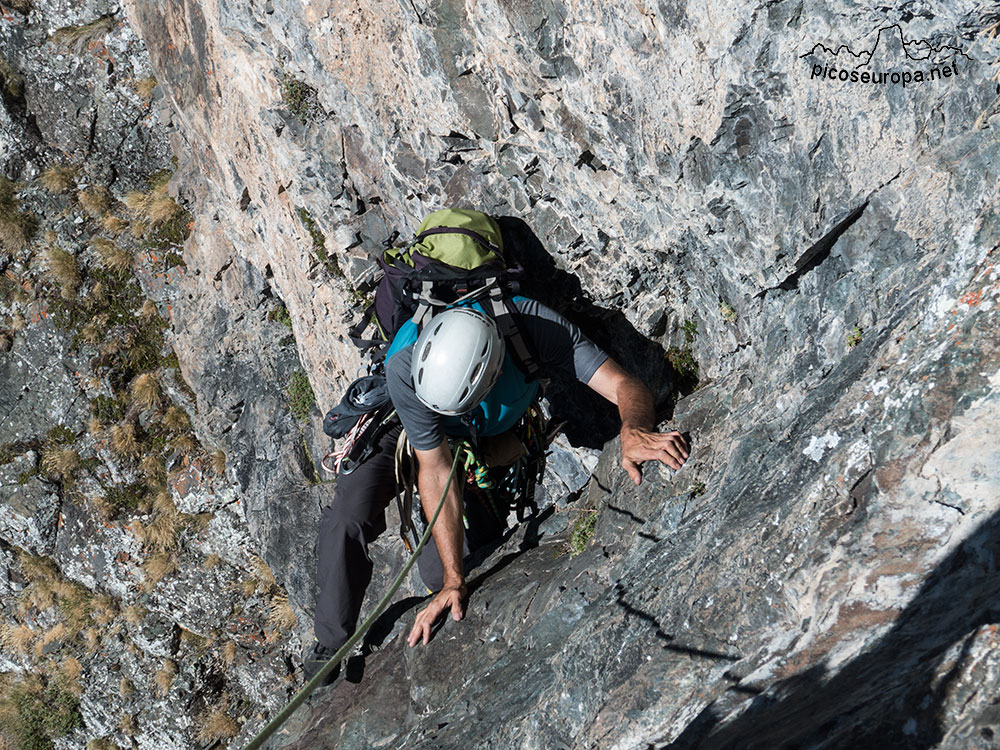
left=386, top=298, right=608, bottom=450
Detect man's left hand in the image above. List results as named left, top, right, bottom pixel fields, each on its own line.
left=621, top=426, right=689, bottom=485
left=407, top=582, right=467, bottom=647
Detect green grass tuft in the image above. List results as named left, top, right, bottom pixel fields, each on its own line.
left=0, top=677, right=83, bottom=750
left=286, top=370, right=315, bottom=422
left=847, top=325, right=863, bottom=349
left=569, top=511, right=598, bottom=555
left=280, top=72, right=323, bottom=123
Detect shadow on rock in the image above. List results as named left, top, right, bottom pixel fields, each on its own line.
left=498, top=216, right=692, bottom=449
left=665, top=510, right=1000, bottom=750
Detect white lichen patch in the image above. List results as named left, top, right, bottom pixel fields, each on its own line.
left=803, top=431, right=841, bottom=462
left=868, top=378, right=890, bottom=397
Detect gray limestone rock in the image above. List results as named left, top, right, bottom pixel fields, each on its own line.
left=3, top=0, right=1000, bottom=748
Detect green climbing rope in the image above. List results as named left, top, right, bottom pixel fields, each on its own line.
left=242, top=445, right=464, bottom=750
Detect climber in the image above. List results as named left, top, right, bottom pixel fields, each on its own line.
left=304, top=301, right=689, bottom=682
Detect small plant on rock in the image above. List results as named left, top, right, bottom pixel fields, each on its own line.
left=110, top=422, right=141, bottom=458
left=0, top=176, right=36, bottom=252
left=134, top=76, right=157, bottom=102
left=267, top=593, right=298, bottom=633
left=196, top=699, right=241, bottom=744
left=280, top=72, right=323, bottom=123
left=91, top=236, right=132, bottom=276
left=124, top=175, right=181, bottom=228
left=569, top=510, right=599, bottom=555
left=40, top=447, right=80, bottom=482
left=286, top=370, right=315, bottom=422
left=847, top=325, right=863, bottom=349
left=43, top=246, right=81, bottom=300
left=49, top=16, right=115, bottom=54
left=130, top=372, right=161, bottom=412
left=77, top=185, right=112, bottom=218
left=39, top=164, right=78, bottom=194
left=153, top=659, right=176, bottom=697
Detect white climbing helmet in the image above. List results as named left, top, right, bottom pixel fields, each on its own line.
left=411, top=307, right=505, bottom=416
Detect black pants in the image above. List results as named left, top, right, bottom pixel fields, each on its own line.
left=314, top=421, right=505, bottom=650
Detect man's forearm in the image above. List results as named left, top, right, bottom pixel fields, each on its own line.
left=614, top=372, right=657, bottom=431
left=417, top=460, right=465, bottom=588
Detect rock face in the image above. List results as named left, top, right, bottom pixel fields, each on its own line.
left=3, top=0, right=999, bottom=748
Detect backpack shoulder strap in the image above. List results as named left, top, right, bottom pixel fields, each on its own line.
left=485, top=283, right=540, bottom=381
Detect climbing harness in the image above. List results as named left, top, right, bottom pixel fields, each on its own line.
left=241, top=447, right=464, bottom=750
left=392, top=400, right=557, bottom=553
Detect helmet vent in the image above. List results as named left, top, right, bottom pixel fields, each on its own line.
left=417, top=368, right=424, bottom=385
left=421, top=342, right=432, bottom=361
left=480, top=341, right=489, bottom=356
left=459, top=386, right=470, bottom=402
left=471, top=362, right=483, bottom=381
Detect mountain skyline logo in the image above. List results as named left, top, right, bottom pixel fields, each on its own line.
left=803, top=24, right=971, bottom=87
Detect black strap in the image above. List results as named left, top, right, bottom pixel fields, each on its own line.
left=485, top=281, right=540, bottom=381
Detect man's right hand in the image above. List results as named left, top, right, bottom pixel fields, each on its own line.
left=407, top=582, right=467, bottom=647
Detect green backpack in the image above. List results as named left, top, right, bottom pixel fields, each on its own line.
left=348, top=208, right=539, bottom=378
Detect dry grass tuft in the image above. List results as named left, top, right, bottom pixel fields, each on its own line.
left=21, top=581, right=56, bottom=613
left=251, top=555, right=278, bottom=594
left=89, top=282, right=108, bottom=306
left=82, top=627, right=100, bottom=654
left=77, top=185, right=112, bottom=217
left=123, top=603, right=145, bottom=626
left=142, top=551, right=176, bottom=590
left=267, top=593, right=298, bottom=631
left=41, top=446, right=80, bottom=481
left=140, top=454, right=164, bottom=482
left=92, top=594, right=116, bottom=625
left=162, top=406, right=190, bottom=433
left=210, top=448, right=227, bottom=476
left=57, top=656, right=84, bottom=696
left=221, top=639, right=238, bottom=667
left=0, top=207, right=36, bottom=254
left=118, top=677, right=134, bottom=698
left=124, top=180, right=181, bottom=228
left=152, top=488, right=175, bottom=516
left=19, top=552, right=59, bottom=583
left=0, top=623, right=35, bottom=654
left=50, top=16, right=115, bottom=54
left=91, top=235, right=132, bottom=276
left=110, top=421, right=140, bottom=457
left=40, top=164, right=78, bottom=193
left=43, top=245, right=80, bottom=300
left=153, top=658, right=176, bottom=697
left=101, top=213, right=128, bottom=236
left=118, top=712, right=136, bottom=735
left=196, top=708, right=241, bottom=743
left=134, top=76, right=157, bottom=101
left=203, top=553, right=222, bottom=569
left=140, top=299, right=160, bottom=320
left=130, top=372, right=161, bottom=412
left=240, top=578, right=258, bottom=598
left=171, top=432, right=199, bottom=456
left=34, top=622, right=68, bottom=657
left=145, top=508, right=183, bottom=552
